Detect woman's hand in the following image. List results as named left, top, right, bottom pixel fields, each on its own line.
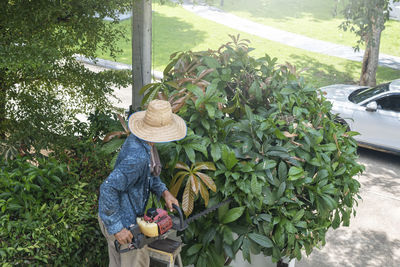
left=162, top=190, right=179, bottom=212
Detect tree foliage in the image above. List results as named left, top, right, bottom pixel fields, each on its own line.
left=0, top=0, right=132, bottom=153
left=339, top=0, right=399, bottom=86
left=143, top=36, right=363, bottom=265
left=339, top=0, right=396, bottom=50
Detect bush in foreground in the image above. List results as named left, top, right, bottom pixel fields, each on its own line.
left=141, top=36, right=364, bottom=266
left=0, top=134, right=113, bottom=266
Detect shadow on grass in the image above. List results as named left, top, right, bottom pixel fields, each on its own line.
left=286, top=54, right=400, bottom=88
left=287, top=54, right=358, bottom=88
left=152, top=10, right=207, bottom=69
left=298, top=228, right=400, bottom=267
left=210, top=0, right=343, bottom=22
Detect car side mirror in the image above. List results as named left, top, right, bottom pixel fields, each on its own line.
left=366, top=101, right=378, bottom=112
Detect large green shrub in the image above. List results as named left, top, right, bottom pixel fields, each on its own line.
left=0, top=115, right=116, bottom=265
left=143, top=36, right=363, bottom=266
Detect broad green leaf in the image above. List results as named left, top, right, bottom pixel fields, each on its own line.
left=288, top=166, right=303, bottom=176
left=248, top=233, right=273, bottom=248
left=139, top=82, right=156, bottom=94
left=334, top=166, right=346, bottom=176
left=244, top=105, right=254, bottom=121
left=267, top=150, right=290, bottom=159
left=277, top=182, right=286, bottom=198
left=274, top=129, right=286, bottom=140
left=263, top=160, right=277, bottom=169
left=321, top=194, right=337, bottom=210
left=222, top=207, right=245, bottom=224
left=186, top=143, right=208, bottom=157
left=233, top=235, right=244, bottom=253
left=332, top=210, right=340, bottom=229
left=187, top=84, right=204, bottom=98
left=203, top=56, right=221, bottom=69
left=309, top=158, right=321, bottom=166
left=205, top=81, right=218, bottom=98
left=293, top=209, right=305, bottom=222
left=221, top=146, right=238, bottom=170
left=278, top=161, right=287, bottom=181
left=295, top=221, right=307, bottom=228
left=205, top=103, right=215, bottom=119
left=223, top=226, right=234, bottom=245
left=187, top=244, right=202, bottom=256
left=251, top=176, right=262, bottom=196
left=280, top=86, right=295, bottom=95
left=316, top=169, right=329, bottom=180
left=259, top=214, right=272, bottom=222
left=184, top=146, right=196, bottom=163
left=224, top=243, right=234, bottom=259
left=101, top=138, right=125, bottom=154
left=210, top=143, right=221, bottom=162
left=319, top=143, right=337, bottom=151
left=285, top=222, right=297, bottom=233
left=218, top=201, right=230, bottom=222
left=201, top=118, right=210, bottom=130
left=242, top=237, right=251, bottom=263
left=202, top=227, right=217, bottom=246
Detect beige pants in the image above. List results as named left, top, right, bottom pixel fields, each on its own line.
left=98, top=216, right=150, bottom=267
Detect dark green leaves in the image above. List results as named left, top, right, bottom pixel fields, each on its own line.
left=221, top=207, right=245, bottom=224
left=248, top=233, right=273, bottom=248
left=221, top=146, right=238, bottom=170
left=154, top=35, right=363, bottom=267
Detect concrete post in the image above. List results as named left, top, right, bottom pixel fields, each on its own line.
left=131, top=0, right=152, bottom=110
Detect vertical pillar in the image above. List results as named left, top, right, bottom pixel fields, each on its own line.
left=131, top=0, right=152, bottom=111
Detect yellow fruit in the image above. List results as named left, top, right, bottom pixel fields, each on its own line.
left=136, top=217, right=159, bottom=237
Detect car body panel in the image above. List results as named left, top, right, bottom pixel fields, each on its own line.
left=321, top=79, right=400, bottom=154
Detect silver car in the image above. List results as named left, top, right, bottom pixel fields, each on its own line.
left=321, top=79, right=400, bottom=154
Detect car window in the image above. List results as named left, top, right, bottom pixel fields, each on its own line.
left=349, top=83, right=390, bottom=104
left=375, top=94, right=400, bottom=112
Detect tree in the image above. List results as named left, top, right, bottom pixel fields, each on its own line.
left=143, top=36, right=363, bottom=266
left=339, top=0, right=399, bottom=86
left=0, top=0, right=132, bottom=154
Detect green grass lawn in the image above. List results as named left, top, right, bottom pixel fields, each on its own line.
left=98, top=2, right=400, bottom=88
left=209, top=0, right=400, bottom=57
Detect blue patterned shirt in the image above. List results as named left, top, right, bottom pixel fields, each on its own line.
left=98, top=134, right=168, bottom=235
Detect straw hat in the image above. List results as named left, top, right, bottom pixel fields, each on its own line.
left=128, top=100, right=187, bottom=143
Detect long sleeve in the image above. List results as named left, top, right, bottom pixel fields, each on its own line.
left=149, top=176, right=168, bottom=199
left=98, top=156, right=146, bottom=235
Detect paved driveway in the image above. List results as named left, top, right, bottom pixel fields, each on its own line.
left=296, top=148, right=400, bottom=267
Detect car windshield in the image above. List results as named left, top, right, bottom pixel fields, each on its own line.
left=348, top=83, right=390, bottom=104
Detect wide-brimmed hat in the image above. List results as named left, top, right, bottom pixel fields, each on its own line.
left=128, top=100, right=187, bottom=143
